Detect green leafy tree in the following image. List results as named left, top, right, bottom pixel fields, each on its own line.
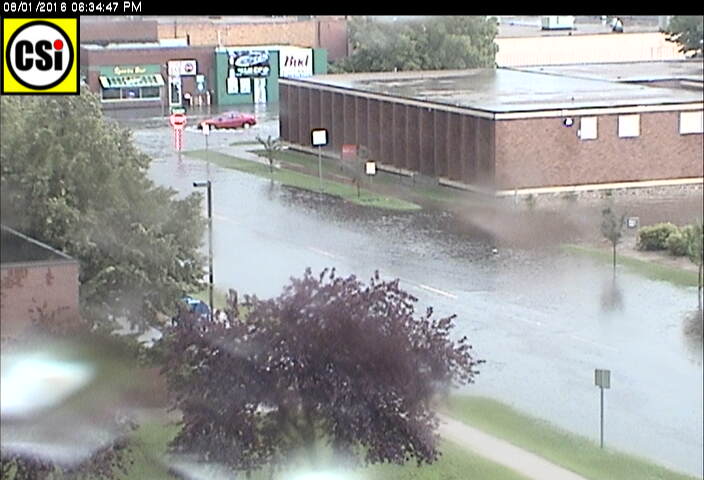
left=331, top=16, right=498, bottom=73
left=256, top=135, right=283, bottom=175
left=665, top=16, right=703, bottom=57
left=0, top=91, right=206, bottom=328
left=601, top=208, right=625, bottom=276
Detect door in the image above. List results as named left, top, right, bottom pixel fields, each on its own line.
left=169, top=76, right=182, bottom=106
left=253, top=78, right=267, bottom=104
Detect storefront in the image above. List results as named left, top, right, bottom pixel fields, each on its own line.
left=214, top=46, right=327, bottom=106
left=80, top=44, right=216, bottom=110
left=98, top=64, right=165, bottom=104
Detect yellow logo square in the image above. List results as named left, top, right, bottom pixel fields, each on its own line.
left=2, top=17, right=79, bottom=94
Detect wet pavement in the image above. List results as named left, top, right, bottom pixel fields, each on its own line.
left=121, top=107, right=703, bottom=477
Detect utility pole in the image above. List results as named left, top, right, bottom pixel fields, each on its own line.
left=193, top=180, right=213, bottom=322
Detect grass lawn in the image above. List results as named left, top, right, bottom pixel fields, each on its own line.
left=561, top=244, right=699, bottom=288
left=251, top=148, right=474, bottom=206
left=184, top=150, right=421, bottom=212
left=442, top=396, right=698, bottom=480
left=363, top=441, right=531, bottom=480
left=119, top=419, right=530, bottom=480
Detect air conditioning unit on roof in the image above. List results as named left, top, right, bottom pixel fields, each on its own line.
left=541, top=16, right=575, bottom=30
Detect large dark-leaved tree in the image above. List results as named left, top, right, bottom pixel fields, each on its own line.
left=159, top=269, right=483, bottom=476
left=0, top=91, right=205, bottom=327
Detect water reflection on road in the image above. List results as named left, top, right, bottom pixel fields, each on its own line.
left=131, top=115, right=702, bottom=477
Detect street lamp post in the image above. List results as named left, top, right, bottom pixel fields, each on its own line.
left=193, top=180, right=213, bottom=322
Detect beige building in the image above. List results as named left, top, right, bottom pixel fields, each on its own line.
left=494, top=17, right=686, bottom=66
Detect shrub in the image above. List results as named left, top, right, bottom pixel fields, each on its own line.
left=637, top=223, right=680, bottom=251
left=667, top=231, right=689, bottom=256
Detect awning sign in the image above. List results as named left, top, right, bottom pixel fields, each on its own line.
left=99, top=74, right=165, bottom=89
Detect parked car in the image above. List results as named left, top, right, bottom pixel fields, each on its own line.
left=198, top=111, right=256, bottom=130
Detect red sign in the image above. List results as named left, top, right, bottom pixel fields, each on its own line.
left=341, top=144, right=357, bottom=160
left=169, top=113, right=187, bottom=127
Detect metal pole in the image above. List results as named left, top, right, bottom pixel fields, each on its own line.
left=206, top=131, right=210, bottom=180
left=317, top=146, right=323, bottom=193
left=207, top=181, right=213, bottom=323
left=600, top=387, right=604, bottom=449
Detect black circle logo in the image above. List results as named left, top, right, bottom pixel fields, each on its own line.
left=6, top=21, right=74, bottom=90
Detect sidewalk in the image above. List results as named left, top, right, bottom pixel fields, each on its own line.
left=438, top=414, right=588, bottom=480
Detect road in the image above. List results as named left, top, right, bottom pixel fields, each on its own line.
left=124, top=108, right=703, bottom=478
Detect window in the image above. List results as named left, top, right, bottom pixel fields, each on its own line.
left=101, top=88, right=120, bottom=100
left=618, top=114, right=640, bottom=138
left=239, top=78, right=252, bottom=94
left=227, top=77, right=239, bottom=94
left=141, top=87, right=161, bottom=99
left=680, top=111, right=703, bottom=135
left=579, top=117, right=597, bottom=140
left=122, top=88, right=140, bottom=99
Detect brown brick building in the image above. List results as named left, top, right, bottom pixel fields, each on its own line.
left=279, top=67, right=703, bottom=191
left=1, top=226, right=80, bottom=339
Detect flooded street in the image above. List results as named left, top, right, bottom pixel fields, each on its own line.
left=123, top=108, right=703, bottom=477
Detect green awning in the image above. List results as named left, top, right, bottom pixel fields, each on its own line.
left=99, top=74, right=165, bottom=89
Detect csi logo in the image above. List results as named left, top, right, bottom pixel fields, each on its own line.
left=6, top=21, right=74, bottom=90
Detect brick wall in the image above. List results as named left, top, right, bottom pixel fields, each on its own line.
left=494, top=111, right=704, bottom=189
left=1, top=262, right=80, bottom=339
left=280, top=82, right=496, bottom=186
left=81, top=20, right=159, bottom=44
left=159, top=20, right=318, bottom=48
left=157, top=18, right=348, bottom=60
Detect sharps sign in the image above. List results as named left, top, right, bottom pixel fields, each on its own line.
left=2, top=18, right=79, bottom=94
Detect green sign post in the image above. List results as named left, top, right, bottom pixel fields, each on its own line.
left=595, top=368, right=611, bottom=448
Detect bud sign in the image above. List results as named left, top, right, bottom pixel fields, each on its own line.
left=2, top=18, right=79, bottom=94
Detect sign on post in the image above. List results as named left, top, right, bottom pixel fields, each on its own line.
left=201, top=122, right=210, bottom=136
left=169, top=113, right=187, bottom=152
left=595, top=368, right=611, bottom=449
left=595, top=369, right=611, bottom=389
left=365, top=160, right=377, bottom=176
left=311, top=128, right=328, bottom=147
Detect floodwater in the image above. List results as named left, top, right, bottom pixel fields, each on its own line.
left=127, top=109, right=702, bottom=477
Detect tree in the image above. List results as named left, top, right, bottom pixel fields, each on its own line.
left=665, top=16, right=703, bottom=57
left=331, top=16, right=498, bottom=73
left=685, top=222, right=703, bottom=310
left=257, top=135, right=283, bottom=175
left=159, top=268, right=483, bottom=476
left=0, top=91, right=206, bottom=328
left=601, top=208, right=625, bottom=276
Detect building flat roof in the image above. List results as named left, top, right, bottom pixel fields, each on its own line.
left=496, top=16, right=661, bottom=38
left=1, top=226, right=75, bottom=265
left=292, top=68, right=702, bottom=114
left=516, top=60, right=704, bottom=83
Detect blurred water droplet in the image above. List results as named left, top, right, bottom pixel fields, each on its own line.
left=1, top=353, right=94, bottom=419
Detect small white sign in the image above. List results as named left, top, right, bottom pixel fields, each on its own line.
left=365, top=160, right=377, bottom=176
left=311, top=129, right=328, bottom=147
left=168, top=59, right=198, bottom=76
left=279, top=46, right=314, bottom=78
left=202, top=123, right=210, bottom=136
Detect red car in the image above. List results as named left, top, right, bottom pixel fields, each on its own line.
left=199, top=111, right=256, bottom=130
